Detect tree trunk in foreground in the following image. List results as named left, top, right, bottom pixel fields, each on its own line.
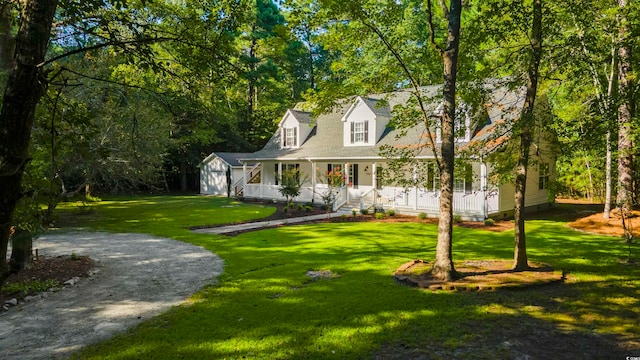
left=432, top=0, right=461, bottom=281
left=616, top=0, right=634, bottom=212
left=513, top=0, right=542, bottom=271
left=0, top=0, right=58, bottom=286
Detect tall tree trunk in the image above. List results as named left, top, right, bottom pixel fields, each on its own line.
left=179, top=159, right=188, bottom=192
left=0, top=0, right=59, bottom=286
left=616, top=0, right=634, bottom=212
left=431, top=0, right=461, bottom=281
left=604, top=130, right=613, bottom=218
left=513, top=0, right=542, bottom=271
left=0, top=3, right=15, bottom=73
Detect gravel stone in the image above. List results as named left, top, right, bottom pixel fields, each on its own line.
left=0, top=231, right=224, bottom=359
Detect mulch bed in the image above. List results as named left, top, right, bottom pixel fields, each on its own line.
left=395, top=259, right=565, bottom=291
left=0, top=255, right=94, bottom=306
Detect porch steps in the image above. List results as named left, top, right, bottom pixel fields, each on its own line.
left=336, top=198, right=375, bottom=214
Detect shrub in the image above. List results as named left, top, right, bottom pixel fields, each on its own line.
left=360, top=208, right=369, bottom=215
left=484, top=218, right=495, bottom=226
left=387, top=209, right=396, bottom=216
left=351, top=208, right=358, bottom=217
left=304, top=206, right=312, bottom=213
left=375, top=212, right=384, bottom=220
left=297, top=204, right=304, bottom=211
left=320, top=204, right=328, bottom=211
left=340, top=214, right=347, bottom=221
left=283, top=206, right=288, bottom=213
left=417, top=212, right=428, bottom=220
left=453, top=214, right=463, bottom=223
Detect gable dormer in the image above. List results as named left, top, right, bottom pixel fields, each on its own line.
left=341, top=96, right=391, bottom=147
left=279, top=109, right=313, bottom=149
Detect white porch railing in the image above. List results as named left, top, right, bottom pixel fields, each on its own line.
left=376, top=187, right=487, bottom=219
left=333, top=186, right=348, bottom=211
left=243, top=184, right=490, bottom=220
left=360, top=187, right=377, bottom=210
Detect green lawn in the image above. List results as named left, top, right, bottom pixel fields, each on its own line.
left=56, top=196, right=639, bottom=359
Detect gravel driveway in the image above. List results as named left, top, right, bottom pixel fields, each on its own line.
left=0, top=231, right=224, bottom=359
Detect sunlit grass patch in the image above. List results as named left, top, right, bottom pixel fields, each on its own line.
left=58, top=196, right=640, bottom=359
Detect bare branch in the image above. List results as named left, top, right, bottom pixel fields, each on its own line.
left=359, top=18, right=442, bottom=169
left=39, top=36, right=176, bottom=67
left=426, top=0, right=444, bottom=55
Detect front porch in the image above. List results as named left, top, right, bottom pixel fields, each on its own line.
left=242, top=183, right=498, bottom=221
left=237, top=160, right=499, bottom=221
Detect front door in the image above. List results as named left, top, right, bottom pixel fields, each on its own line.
left=349, top=164, right=358, bottom=189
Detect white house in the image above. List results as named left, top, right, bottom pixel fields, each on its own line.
left=199, top=152, right=254, bottom=196
left=207, top=84, right=556, bottom=220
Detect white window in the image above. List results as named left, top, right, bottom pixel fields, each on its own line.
left=350, top=121, right=368, bottom=144
left=539, top=163, right=550, bottom=190
left=454, top=164, right=473, bottom=193
left=426, top=163, right=440, bottom=191
left=283, top=127, right=297, bottom=148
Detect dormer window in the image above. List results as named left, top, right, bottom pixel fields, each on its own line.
left=435, top=104, right=471, bottom=143
left=282, top=127, right=297, bottom=148
left=350, top=121, right=369, bottom=144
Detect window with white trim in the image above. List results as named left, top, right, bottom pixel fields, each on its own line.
left=282, top=127, right=297, bottom=148
left=275, top=163, right=300, bottom=185
left=453, top=164, right=473, bottom=193
left=426, top=163, right=440, bottom=191
left=539, top=163, right=550, bottom=190
left=350, top=121, right=369, bottom=144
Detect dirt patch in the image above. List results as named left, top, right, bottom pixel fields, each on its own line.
left=1, top=255, right=94, bottom=306
left=568, top=208, right=640, bottom=238
left=395, top=259, right=564, bottom=291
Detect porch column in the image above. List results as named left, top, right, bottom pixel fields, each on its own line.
left=242, top=163, right=247, bottom=196
left=278, top=162, right=282, bottom=200
left=311, top=161, right=316, bottom=203
left=371, top=162, right=376, bottom=192
left=480, top=161, right=488, bottom=219
left=344, top=162, right=350, bottom=202
left=259, top=163, right=263, bottom=198
left=413, top=164, right=418, bottom=210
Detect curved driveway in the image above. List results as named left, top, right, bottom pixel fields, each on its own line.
left=0, top=231, right=223, bottom=359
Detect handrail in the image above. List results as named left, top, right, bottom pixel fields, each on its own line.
left=233, top=163, right=261, bottom=196
left=332, top=186, right=348, bottom=211
left=360, top=187, right=377, bottom=210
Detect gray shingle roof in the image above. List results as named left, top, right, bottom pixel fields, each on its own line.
left=240, top=84, right=525, bottom=162
left=203, top=152, right=254, bottom=167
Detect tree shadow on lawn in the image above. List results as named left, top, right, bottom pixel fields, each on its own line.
left=528, top=202, right=604, bottom=222
left=74, top=266, right=637, bottom=360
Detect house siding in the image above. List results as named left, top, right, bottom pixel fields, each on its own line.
left=343, top=100, right=378, bottom=146
left=200, top=157, right=234, bottom=196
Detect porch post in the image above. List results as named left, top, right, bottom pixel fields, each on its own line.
left=278, top=162, right=282, bottom=200
left=344, top=162, right=350, bottom=202
left=480, top=161, right=488, bottom=219
left=242, top=163, right=247, bottom=196
left=413, top=164, right=418, bottom=210
left=259, top=163, right=263, bottom=198
left=311, top=160, right=316, bottom=203
left=371, top=162, right=376, bottom=192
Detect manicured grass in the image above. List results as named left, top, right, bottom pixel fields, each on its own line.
left=55, top=196, right=639, bottom=359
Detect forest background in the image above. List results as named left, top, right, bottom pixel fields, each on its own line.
left=0, top=0, right=637, bottom=227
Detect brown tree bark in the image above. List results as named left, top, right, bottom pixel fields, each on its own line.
left=431, top=0, right=461, bottom=281
left=0, top=2, right=15, bottom=72
left=616, top=0, right=634, bottom=212
left=0, top=0, right=59, bottom=286
left=513, top=0, right=542, bottom=271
